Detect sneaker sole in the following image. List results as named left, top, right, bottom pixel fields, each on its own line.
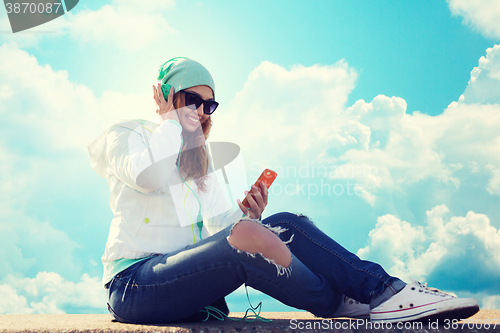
left=371, top=298, right=479, bottom=323
left=420, top=303, right=479, bottom=323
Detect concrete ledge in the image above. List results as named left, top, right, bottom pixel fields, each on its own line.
left=1, top=310, right=499, bottom=332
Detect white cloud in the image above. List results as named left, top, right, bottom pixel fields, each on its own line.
left=469, top=161, right=481, bottom=173
left=0, top=198, right=81, bottom=281
left=353, top=184, right=377, bottom=206
left=0, top=42, right=153, bottom=152
left=0, top=284, right=32, bottom=314
left=0, top=272, right=106, bottom=314
left=357, top=213, right=426, bottom=279
left=63, top=1, right=176, bottom=52
left=0, top=84, right=14, bottom=100
left=482, top=295, right=500, bottom=309
left=357, top=205, right=500, bottom=294
left=0, top=221, right=36, bottom=279
left=448, top=0, right=500, bottom=39
left=459, top=44, right=500, bottom=104
left=111, top=0, right=175, bottom=13
left=212, top=56, right=500, bottom=205
left=0, top=0, right=176, bottom=52
left=321, top=96, right=500, bottom=201
left=486, top=164, right=500, bottom=195
left=437, top=103, right=500, bottom=163
left=212, top=59, right=358, bottom=166
left=330, top=96, right=462, bottom=189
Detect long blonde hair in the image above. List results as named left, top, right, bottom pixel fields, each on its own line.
left=173, top=91, right=212, bottom=192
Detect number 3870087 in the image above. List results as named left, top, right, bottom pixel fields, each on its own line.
left=5, top=2, right=62, bottom=14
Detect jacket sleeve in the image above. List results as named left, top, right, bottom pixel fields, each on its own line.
left=202, top=168, right=244, bottom=235
left=105, top=120, right=183, bottom=193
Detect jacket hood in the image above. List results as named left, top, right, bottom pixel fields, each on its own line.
left=88, top=119, right=159, bottom=178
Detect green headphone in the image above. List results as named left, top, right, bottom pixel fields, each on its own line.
left=157, top=57, right=186, bottom=102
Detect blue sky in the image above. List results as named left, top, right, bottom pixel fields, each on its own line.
left=1, top=0, right=499, bottom=314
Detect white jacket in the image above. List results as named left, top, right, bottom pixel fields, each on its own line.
left=88, top=119, right=243, bottom=263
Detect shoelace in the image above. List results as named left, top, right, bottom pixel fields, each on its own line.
left=345, top=296, right=360, bottom=305
left=410, top=278, right=456, bottom=297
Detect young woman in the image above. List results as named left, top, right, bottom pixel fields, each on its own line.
left=88, top=57, right=479, bottom=324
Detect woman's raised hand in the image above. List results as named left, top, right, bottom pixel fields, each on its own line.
left=237, top=181, right=268, bottom=220
left=153, top=83, right=178, bottom=123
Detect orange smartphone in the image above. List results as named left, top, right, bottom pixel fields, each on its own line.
left=242, top=169, right=278, bottom=207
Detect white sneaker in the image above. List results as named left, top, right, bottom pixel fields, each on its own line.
left=370, top=278, right=479, bottom=323
left=336, top=295, right=370, bottom=319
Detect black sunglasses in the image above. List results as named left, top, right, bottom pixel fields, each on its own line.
left=182, top=90, right=219, bottom=115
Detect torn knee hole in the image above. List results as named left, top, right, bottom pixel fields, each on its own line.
left=228, top=219, right=292, bottom=272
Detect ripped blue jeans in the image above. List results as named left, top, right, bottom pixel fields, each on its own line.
left=106, top=212, right=406, bottom=323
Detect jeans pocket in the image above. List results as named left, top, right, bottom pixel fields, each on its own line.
left=113, top=260, right=145, bottom=284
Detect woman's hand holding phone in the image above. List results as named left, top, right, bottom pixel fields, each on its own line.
left=237, top=169, right=277, bottom=220
left=152, top=83, right=178, bottom=123
left=237, top=181, right=268, bottom=220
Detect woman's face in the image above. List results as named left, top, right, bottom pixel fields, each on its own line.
left=177, top=85, right=213, bottom=132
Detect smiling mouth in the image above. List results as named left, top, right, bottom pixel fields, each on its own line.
left=187, top=114, right=199, bottom=124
